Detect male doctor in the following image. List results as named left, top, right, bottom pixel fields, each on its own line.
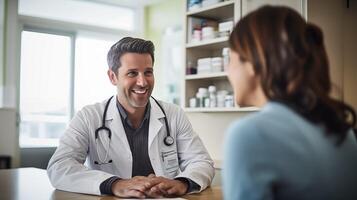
left=47, top=37, right=215, bottom=198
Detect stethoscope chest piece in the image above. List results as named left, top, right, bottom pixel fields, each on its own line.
left=164, top=135, right=174, bottom=146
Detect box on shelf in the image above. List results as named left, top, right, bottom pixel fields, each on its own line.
left=202, top=0, right=222, bottom=7
left=187, top=17, right=218, bottom=43
left=218, top=20, right=234, bottom=37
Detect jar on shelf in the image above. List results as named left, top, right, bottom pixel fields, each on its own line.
left=211, top=57, right=223, bottom=72
left=225, top=95, right=234, bottom=107
left=197, top=87, right=209, bottom=107
left=188, top=0, right=202, bottom=11
left=186, top=61, right=197, bottom=75
left=189, top=97, right=198, bottom=108
left=217, top=90, right=228, bottom=107
left=222, top=47, right=230, bottom=71
left=208, top=85, right=217, bottom=107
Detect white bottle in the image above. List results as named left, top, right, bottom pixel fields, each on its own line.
left=208, top=85, right=217, bottom=107
left=197, top=88, right=209, bottom=107
left=222, top=47, right=230, bottom=71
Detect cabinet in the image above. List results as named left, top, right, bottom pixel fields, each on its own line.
left=183, top=0, right=250, bottom=113
left=183, top=0, right=306, bottom=113
left=242, top=0, right=306, bottom=18
left=183, top=0, right=307, bottom=167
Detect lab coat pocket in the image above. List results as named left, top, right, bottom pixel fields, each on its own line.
left=161, top=150, right=179, bottom=177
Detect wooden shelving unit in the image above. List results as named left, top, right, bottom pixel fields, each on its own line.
left=183, top=0, right=242, bottom=112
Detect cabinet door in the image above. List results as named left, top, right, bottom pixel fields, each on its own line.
left=343, top=1, right=357, bottom=110
left=242, top=0, right=307, bottom=18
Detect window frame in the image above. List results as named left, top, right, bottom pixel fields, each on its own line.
left=17, top=4, right=140, bottom=148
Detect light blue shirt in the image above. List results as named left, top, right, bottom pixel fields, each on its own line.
left=223, top=102, right=357, bottom=200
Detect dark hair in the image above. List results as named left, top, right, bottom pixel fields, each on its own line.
left=229, top=5, right=356, bottom=143
left=107, top=37, right=155, bottom=74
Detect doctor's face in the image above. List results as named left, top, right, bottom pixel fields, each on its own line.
left=108, top=53, right=154, bottom=109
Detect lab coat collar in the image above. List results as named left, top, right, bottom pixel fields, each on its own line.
left=105, top=95, right=131, bottom=151
left=105, top=95, right=165, bottom=147
left=105, top=95, right=164, bottom=120
left=148, top=97, right=165, bottom=147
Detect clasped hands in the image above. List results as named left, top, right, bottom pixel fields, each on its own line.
left=111, top=174, right=188, bottom=198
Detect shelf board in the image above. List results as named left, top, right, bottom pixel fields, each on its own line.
left=184, top=107, right=260, bottom=113
left=185, top=72, right=227, bottom=80
left=186, top=1, right=235, bottom=20
left=186, top=36, right=228, bottom=49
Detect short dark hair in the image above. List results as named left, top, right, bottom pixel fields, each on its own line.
left=107, top=37, right=155, bottom=74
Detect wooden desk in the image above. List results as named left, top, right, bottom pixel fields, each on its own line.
left=0, top=168, right=222, bottom=200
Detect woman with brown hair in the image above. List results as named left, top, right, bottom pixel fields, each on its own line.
left=223, top=5, right=357, bottom=200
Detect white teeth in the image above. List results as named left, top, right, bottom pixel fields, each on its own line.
left=133, top=89, right=146, bottom=94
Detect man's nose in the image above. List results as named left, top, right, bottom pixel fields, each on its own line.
left=136, top=73, right=148, bottom=87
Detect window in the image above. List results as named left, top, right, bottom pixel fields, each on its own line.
left=19, top=30, right=120, bottom=148
left=18, top=0, right=134, bottom=148
left=74, top=36, right=116, bottom=111
left=19, top=30, right=72, bottom=147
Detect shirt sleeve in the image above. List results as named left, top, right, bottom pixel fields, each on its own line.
left=175, top=177, right=201, bottom=193
left=100, top=176, right=121, bottom=195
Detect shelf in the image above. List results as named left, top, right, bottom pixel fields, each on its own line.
left=186, top=36, right=228, bottom=49
left=186, top=1, right=235, bottom=20
left=186, top=72, right=227, bottom=80
left=184, top=107, right=260, bottom=113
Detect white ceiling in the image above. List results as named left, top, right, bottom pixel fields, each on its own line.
left=79, top=0, right=167, bottom=8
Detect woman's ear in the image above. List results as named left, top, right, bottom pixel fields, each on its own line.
left=107, top=69, right=118, bottom=85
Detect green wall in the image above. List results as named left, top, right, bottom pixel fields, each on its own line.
left=144, top=0, right=184, bottom=99
left=0, top=0, right=5, bottom=100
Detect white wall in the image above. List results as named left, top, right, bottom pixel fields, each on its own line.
left=0, top=0, right=20, bottom=168
left=0, top=0, right=4, bottom=107
left=186, top=111, right=254, bottom=168
left=0, top=108, right=19, bottom=167
left=3, top=0, right=20, bottom=108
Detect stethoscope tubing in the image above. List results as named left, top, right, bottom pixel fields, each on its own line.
left=94, top=96, right=174, bottom=165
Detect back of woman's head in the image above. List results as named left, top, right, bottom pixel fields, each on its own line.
left=229, top=5, right=356, bottom=143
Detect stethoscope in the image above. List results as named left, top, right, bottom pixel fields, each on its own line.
left=94, top=96, right=174, bottom=165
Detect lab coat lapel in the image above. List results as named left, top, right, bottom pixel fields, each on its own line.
left=148, top=98, right=165, bottom=148
left=105, top=96, right=131, bottom=152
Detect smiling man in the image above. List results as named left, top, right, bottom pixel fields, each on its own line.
left=47, top=37, right=215, bottom=198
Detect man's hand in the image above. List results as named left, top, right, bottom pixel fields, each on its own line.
left=146, top=176, right=188, bottom=197
left=111, top=176, right=159, bottom=198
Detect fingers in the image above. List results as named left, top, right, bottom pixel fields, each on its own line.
left=128, top=183, right=147, bottom=192
left=167, top=186, right=181, bottom=196
left=126, top=189, right=146, bottom=198
left=145, top=186, right=165, bottom=198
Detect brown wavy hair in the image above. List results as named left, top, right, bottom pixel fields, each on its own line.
left=229, top=6, right=356, bottom=143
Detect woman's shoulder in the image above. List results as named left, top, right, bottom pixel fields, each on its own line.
left=226, top=102, right=305, bottom=144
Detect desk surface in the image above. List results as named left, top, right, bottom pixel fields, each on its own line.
left=0, top=168, right=222, bottom=200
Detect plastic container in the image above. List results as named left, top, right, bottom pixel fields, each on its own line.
left=189, top=97, right=198, bottom=108
left=225, top=95, right=234, bottom=107
left=211, top=57, right=223, bottom=72
left=188, top=0, right=202, bottom=11
left=222, top=48, right=230, bottom=71
left=208, top=85, right=217, bottom=107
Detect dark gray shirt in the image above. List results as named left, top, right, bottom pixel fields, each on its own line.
left=116, top=100, right=154, bottom=177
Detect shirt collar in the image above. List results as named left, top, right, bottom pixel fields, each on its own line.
left=116, top=98, right=151, bottom=127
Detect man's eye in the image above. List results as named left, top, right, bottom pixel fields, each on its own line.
left=127, top=71, right=138, bottom=77
left=145, top=71, right=153, bottom=76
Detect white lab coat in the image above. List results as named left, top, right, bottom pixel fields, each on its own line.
left=47, top=97, right=215, bottom=195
